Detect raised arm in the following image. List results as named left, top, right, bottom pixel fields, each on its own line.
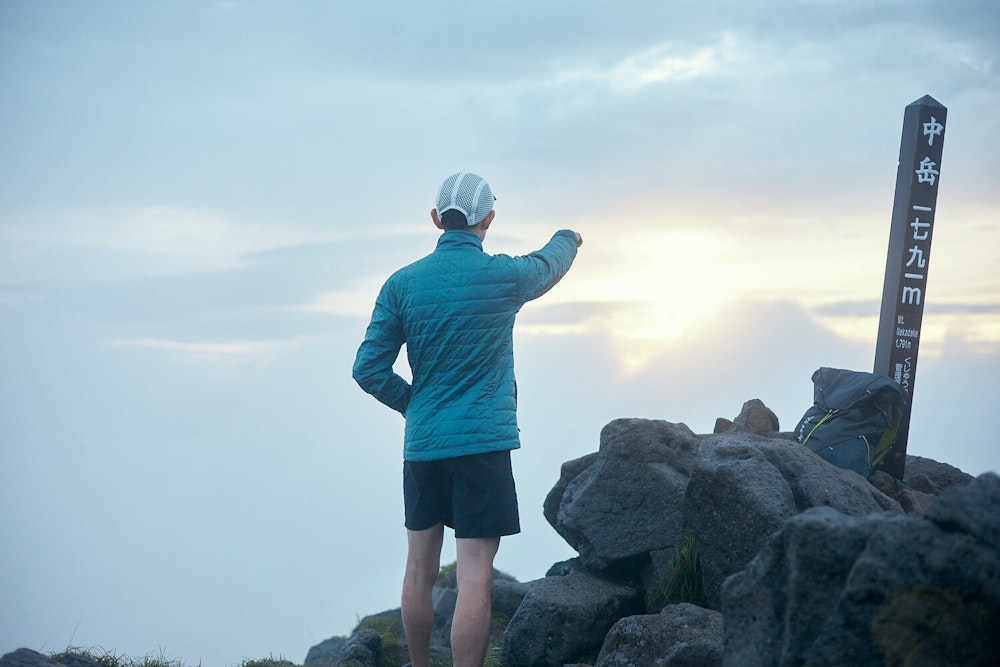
left=515, top=229, right=581, bottom=303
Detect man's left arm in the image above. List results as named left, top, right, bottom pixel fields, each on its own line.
left=352, top=284, right=411, bottom=416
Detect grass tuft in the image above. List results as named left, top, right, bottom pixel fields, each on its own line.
left=645, top=531, right=705, bottom=610
left=483, top=645, right=504, bottom=667
left=354, top=611, right=405, bottom=667
left=436, top=561, right=458, bottom=587
left=50, top=648, right=193, bottom=667
left=239, top=655, right=293, bottom=667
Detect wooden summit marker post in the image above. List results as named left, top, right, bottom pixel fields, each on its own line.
left=873, top=95, right=947, bottom=480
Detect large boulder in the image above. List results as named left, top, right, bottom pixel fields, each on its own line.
left=544, top=419, right=702, bottom=569
left=499, top=569, right=643, bottom=667
left=594, top=603, right=723, bottom=667
left=721, top=473, right=1000, bottom=666
left=491, top=578, right=529, bottom=624
left=685, top=432, right=902, bottom=607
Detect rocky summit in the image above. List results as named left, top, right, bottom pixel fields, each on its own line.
left=5, top=399, right=997, bottom=667
left=301, top=400, right=996, bottom=667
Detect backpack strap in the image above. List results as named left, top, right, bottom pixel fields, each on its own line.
left=801, top=409, right=838, bottom=447
left=871, top=405, right=902, bottom=468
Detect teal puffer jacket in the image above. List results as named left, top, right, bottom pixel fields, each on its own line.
left=353, top=229, right=578, bottom=461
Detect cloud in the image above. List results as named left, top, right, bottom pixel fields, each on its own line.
left=550, top=33, right=743, bottom=92
left=0, top=206, right=345, bottom=285
left=814, top=300, right=882, bottom=317
left=818, top=300, right=1000, bottom=318
left=0, top=213, right=430, bottom=339
left=105, top=335, right=324, bottom=363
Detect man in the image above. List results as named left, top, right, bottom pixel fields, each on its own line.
left=352, top=172, right=582, bottom=667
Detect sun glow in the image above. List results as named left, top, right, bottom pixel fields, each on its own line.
left=552, top=228, right=741, bottom=370
left=584, top=229, right=737, bottom=337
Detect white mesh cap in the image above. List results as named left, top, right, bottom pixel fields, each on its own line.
left=435, top=172, right=495, bottom=226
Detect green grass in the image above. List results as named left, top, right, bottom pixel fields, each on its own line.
left=238, top=657, right=293, bottom=667
left=50, top=648, right=193, bottom=667
left=436, top=561, right=458, bottom=586
left=47, top=647, right=297, bottom=667
left=483, top=645, right=504, bottom=667
left=645, top=531, right=706, bottom=610
left=353, top=611, right=405, bottom=667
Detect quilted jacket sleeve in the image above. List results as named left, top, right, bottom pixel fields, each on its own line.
left=515, top=229, right=579, bottom=303
left=352, top=280, right=411, bottom=416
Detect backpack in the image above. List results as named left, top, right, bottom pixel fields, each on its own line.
left=794, top=367, right=907, bottom=479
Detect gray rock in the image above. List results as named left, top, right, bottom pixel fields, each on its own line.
left=1, top=650, right=57, bottom=667
left=304, top=627, right=382, bottom=667
left=904, top=471, right=942, bottom=495
left=904, top=454, right=975, bottom=494
left=1, top=650, right=102, bottom=667
left=925, top=471, right=1000, bottom=552
left=304, top=636, right=342, bottom=665
left=545, top=419, right=701, bottom=569
left=492, top=578, right=528, bottom=624
left=730, top=398, right=780, bottom=435
left=304, top=635, right=347, bottom=665
left=595, top=603, right=723, bottom=667
left=684, top=432, right=902, bottom=608
left=543, top=452, right=599, bottom=537
left=545, top=557, right=582, bottom=577
left=721, top=473, right=1000, bottom=667
left=870, top=470, right=938, bottom=514
left=500, top=570, right=643, bottom=667
left=431, top=585, right=458, bottom=632
left=713, top=417, right=733, bottom=434
left=334, top=628, right=382, bottom=667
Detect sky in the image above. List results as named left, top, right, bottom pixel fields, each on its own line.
left=1, top=0, right=998, bottom=664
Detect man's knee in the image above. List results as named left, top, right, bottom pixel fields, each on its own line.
left=456, top=537, right=500, bottom=586
left=406, top=524, right=444, bottom=586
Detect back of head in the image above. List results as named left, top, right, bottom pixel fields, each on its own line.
left=436, top=172, right=495, bottom=230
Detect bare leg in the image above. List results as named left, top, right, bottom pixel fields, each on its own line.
left=451, top=536, right=501, bottom=667
left=402, top=523, right=445, bottom=667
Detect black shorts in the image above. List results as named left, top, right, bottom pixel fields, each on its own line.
left=403, top=449, right=520, bottom=538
